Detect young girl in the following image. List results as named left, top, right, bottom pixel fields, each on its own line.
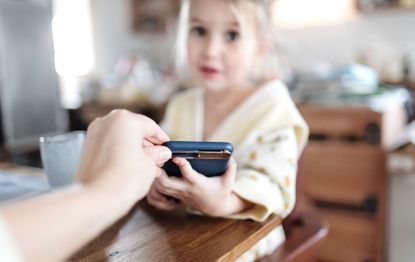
left=147, top=0, right=309, bottom=260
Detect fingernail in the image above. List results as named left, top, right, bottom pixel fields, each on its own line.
left=160, top=149, right=172, bottom=161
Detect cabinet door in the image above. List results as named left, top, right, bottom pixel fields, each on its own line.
left=318, top=210, right=376, bottom=262
left=299, top=141, right=385, bottom=207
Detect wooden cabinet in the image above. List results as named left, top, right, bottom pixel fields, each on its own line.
left=301, top=142, right=384, bottom=206
left=318, top=210, right=377, bottom=262
left=298, top=103, right=407, bottom=262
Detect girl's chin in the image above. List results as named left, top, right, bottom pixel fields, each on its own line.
left=192, top=77, right=224, bottom=91
left=200, top=83, right=229, bottom=92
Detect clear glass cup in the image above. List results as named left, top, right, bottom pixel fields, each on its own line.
left=39, top=131, right=86, bottom=188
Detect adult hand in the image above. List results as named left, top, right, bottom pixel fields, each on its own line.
left=1, top=110, right=171, bottom=262
left=76, top=109, right=171, bottom=207
left=147, top=157, right=252, bottom=216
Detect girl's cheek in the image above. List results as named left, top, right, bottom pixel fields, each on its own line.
left=187, top=56, right=196, bottom=73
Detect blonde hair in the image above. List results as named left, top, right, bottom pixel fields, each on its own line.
left=172, top=0, right=279, bottom=83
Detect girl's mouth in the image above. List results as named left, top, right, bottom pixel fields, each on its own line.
left=200, top=66, right=219, bottom=79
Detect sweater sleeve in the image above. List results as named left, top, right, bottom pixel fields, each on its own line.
left=0, top=215, right=23, bottom=262
left=159, top=94, right=177, bottom=137
left=226, top=127, right=299, bottom=222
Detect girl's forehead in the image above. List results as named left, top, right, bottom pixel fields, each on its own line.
left=189, top=0, right=240, bottom=26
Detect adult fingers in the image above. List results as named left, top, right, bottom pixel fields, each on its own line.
left=132, top=114, right=170, bottom=144
left=144, top=146, right=172, bottom=166
left=109, top=109, right=170, bottom=144
left=143, top=139, right=154, bottom=147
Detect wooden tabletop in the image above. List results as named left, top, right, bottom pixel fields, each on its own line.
left=71, top=201, right=282, bottom=262
left=0, top=162, right=282, bottom=261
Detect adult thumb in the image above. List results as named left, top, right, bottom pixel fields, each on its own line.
left=144, top=146, right=172, bottom=166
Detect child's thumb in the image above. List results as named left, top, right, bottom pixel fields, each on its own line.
left=222, top=158, right=237, bottom=187
left=174, top=157, right=199, bottom=184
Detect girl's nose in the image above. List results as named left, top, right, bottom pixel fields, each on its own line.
left=204, top=36, right=222, bottom=59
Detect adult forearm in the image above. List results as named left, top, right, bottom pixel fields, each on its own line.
left=1, top=184, right=133, bottom=262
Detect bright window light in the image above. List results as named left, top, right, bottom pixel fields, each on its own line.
left=52, top=0, right=94, bottom=76
left=273, top=0, right=356, bottom=28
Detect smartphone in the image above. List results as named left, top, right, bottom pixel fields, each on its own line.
left=162, top=141, right=233, bottom=177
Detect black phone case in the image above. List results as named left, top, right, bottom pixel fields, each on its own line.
left=162, top=141, right=233, bottom=177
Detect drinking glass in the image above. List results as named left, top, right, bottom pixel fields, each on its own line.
left=39, top=131, right=85, bottom=188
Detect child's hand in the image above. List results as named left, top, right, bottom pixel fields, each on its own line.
left=147, top=157, right=252, bottom=217
left=147, top=174, right=182, bottom=211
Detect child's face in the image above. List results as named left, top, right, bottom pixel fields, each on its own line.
left=187, top=0, right=260, bottom=92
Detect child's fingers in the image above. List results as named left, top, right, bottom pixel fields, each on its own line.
left=221, top=158, right=237, bottom=188
left=147, top=186, right=180, bottom=211
left=151, top=200, right=178, bottom=211
left=147, top=186, right=166, bottom=203
left=154, top=173, right=187, bottom=195
left=157, top=171, right=187, bottom=192
left=173, top=157, right=200, bottom=184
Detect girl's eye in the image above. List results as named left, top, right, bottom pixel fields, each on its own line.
left=226, top=31, right=240, bottom=42
left=191, top=26, right=206, bottom=37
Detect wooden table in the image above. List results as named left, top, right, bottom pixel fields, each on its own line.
left=0, top=163, right=282, bottom=262
left=71, top=201, right=281, bottom=261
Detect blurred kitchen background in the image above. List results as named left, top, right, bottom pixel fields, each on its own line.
left=1, top=0, right=415, bottom=261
